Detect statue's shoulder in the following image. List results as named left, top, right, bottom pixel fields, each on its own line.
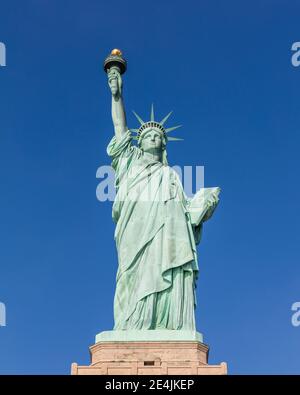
left=107, top=130, right=138, bottom=158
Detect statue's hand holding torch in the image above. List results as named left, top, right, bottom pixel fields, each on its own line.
left=107, top=67, right=122, bottom=98
left=104, top=49, right=127, bottom=100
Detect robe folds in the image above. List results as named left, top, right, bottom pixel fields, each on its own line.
left=107, top=130, right=205, bottom=330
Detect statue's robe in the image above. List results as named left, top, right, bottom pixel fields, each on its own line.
left=107, top=130, right=208, bottom=330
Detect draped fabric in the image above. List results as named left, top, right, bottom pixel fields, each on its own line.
left=107, top=130, right=200, bottom=330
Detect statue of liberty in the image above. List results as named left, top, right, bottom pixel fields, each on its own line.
left=104, top=50, right=220, bottom=334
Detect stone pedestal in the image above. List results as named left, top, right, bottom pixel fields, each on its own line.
left=71, top=331, right=227, bottom=375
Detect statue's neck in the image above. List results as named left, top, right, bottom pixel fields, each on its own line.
left=143, top=150, right=162, bottom=163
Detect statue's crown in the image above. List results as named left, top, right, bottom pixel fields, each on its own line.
left=131, top=104, right=183, bottom=143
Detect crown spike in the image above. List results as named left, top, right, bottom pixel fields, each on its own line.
left=150, top=104, right=155, bottom=122
left=165, top=125, right=182, bottom=133
left=130, top=129, right=139, bottom=133
left=132, top=111, right=144, bottom=125
left=160, top=111, right=173, bottom=126
left=167, top=137, right=184, bottom=141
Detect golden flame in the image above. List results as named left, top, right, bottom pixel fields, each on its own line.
left=111, top=48, right=122, bottom=56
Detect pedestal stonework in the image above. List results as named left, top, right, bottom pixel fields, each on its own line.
left=71, top=331, right=227, bottom=375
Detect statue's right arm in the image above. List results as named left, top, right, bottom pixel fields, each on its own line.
left=107, top=68, right=128, bottom=143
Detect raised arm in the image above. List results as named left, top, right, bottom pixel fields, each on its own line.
left=107, top=67, right=128, bottom=142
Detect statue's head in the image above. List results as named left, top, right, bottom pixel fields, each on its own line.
left=139, top=126, right=166, bottom=151
left=138, top=127, right=166, bottom=163
left=132, top=105, right=183, bottom=165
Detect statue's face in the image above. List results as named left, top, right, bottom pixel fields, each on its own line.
left=140, top=129, right=163, bottom=153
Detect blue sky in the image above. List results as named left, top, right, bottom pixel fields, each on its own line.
left=0, top=0, right=300, bottom=374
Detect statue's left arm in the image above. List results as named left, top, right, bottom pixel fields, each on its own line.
left=185, top=187, right=220, bottom=244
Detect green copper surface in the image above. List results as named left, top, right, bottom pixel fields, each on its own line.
left=103, top=53, right=220, bottom=335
